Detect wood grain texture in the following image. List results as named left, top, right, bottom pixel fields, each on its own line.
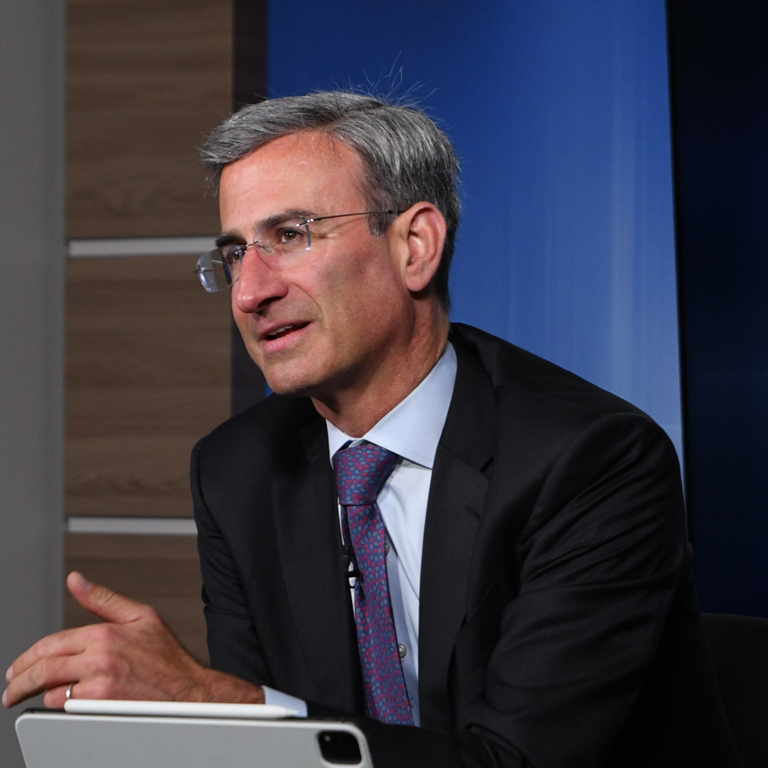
left=65, top=533, right=208, bottom=664
left=66, top=255, right=232, bottom=517
left=66, top=0, right=233, bottom=237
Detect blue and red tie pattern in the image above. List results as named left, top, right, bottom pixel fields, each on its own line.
left=333, top=441, right=414, bottom=725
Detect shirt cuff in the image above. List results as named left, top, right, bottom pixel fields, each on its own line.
left=262, top=685, right=308, bottom=717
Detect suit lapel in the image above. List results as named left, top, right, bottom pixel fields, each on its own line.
left=419, top=334, right=496, bottom=730
left=272, top=412, right=363, bottom=712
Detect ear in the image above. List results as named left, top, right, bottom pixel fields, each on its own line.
left=390, top=202, right=447, bottom=294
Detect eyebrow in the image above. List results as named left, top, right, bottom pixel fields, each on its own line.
left=216, top=209, right=316, bottom=247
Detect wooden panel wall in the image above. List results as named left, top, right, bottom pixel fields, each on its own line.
left=65, top=0, right=235, bottom=657
left=65, top=255, right=231, bottom=518
left=64, top=256, right=230, bottom=649
left=67, top=0, right=232, bottom=238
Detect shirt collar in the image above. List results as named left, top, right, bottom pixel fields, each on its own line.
left=326, top=342, right=458, bottom=469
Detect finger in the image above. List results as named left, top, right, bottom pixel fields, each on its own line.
left=3, top=654, right=83, bottom=708
left=7, top=626, right=90, bottom=681
left=43, top=683, right=72, bottom=710
left=67, top=571, right=151, bottom=625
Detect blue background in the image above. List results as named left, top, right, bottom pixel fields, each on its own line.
left=267, top=0, right=682, bottom=456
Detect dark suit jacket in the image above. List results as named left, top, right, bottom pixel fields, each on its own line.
left=192, top=324, right=740, bottom=768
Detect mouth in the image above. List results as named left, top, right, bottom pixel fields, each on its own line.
left=262, top=322, right=310, bottom=342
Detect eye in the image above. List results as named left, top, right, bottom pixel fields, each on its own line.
left=219, top=244, right=246, bottom=265
left=275, top=226, right=307, bottom=246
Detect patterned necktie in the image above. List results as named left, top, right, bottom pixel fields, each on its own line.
left=333, top=441, right=414, bottom=725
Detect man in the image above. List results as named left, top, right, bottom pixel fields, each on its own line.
left=4, top=92, right=738, bottom=767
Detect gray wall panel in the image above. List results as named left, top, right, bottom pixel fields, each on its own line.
left=0, top=0, right=66, bottom=762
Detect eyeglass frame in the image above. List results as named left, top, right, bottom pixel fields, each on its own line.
left=195, top=209, right=401, bottom=293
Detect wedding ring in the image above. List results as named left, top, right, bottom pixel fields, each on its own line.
left=65, top=683, right=74, bottom=701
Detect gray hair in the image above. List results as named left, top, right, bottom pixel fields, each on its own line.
left=200, top=91, right=460, bottom=311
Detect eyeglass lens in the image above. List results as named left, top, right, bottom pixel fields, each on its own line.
left=195, top=211, right=397, bottom=293
left=196, top=218, right=312, bottom=293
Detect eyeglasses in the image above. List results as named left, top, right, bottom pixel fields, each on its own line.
left=195, top=210, right=399, bottom=293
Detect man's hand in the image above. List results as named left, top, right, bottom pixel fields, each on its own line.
left=3, top=571, right=265, bottom=709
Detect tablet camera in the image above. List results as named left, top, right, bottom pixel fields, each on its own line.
left=317, top=730, right=363, bottom=765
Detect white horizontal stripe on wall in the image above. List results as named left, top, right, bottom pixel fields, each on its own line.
left=68, top=236, right=217, bottom=257
left=68, top=517, right=197, bottom=536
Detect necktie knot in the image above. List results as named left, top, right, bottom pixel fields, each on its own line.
left=333, top=442, right=397, bottom=506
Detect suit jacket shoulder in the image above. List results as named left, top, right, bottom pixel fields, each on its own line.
left=451, top=321, right=645, bottom=416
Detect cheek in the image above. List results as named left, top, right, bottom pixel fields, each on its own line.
left=334, top=279, right=408, bottom=357
left=323, top=247, right=403, bottom=311
left=305, top=255, right=367, bottom=322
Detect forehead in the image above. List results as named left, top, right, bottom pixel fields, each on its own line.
left=219, top=132, right=367, bottom=227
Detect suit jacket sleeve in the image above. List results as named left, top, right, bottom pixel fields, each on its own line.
left=449, top=411, right=689, bottom=768
left=192, top=439, right=274, bottom=687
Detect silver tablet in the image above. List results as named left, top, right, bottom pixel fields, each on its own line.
left=16, top=701, right=373, bottom=768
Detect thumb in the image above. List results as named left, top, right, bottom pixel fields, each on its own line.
left=67, top=571, right=147, bottom=625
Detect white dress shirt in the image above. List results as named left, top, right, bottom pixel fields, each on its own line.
left=264, top=343, right=458, bottom=725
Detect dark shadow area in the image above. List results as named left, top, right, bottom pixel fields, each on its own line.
left=668, top=0, right=768, bottom=615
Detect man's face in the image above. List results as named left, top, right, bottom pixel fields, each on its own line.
left=219, top=132, right=414, bottom=402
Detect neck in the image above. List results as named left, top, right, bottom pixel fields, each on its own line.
left=312, top=312, right=449, bottom=437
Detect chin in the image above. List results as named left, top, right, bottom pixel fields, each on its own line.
left=262, top=369, right=321, bottom=398
left=261, top=356, right=347, bottom=400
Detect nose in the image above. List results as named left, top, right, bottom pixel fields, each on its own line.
left=232, top=247, right=289, bottom=313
